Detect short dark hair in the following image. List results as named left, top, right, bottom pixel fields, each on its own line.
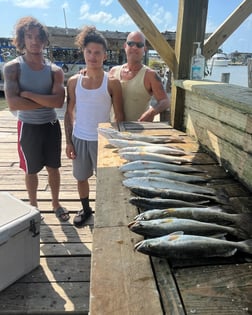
left=75, top=26, right=107, bottom=51
left=12, top=16, right=49, bottom=52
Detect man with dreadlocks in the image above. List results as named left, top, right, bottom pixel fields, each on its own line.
left=3, top=16, right=69, bottom=222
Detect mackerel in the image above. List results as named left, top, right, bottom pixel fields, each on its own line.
left=134, top=233, right=252, bottom=259
left=124, top=169, right=208, bottom=183
left=119, top=160, right=203, bottom=173
left=119, top=151, right=192, bottom=164
left=128, top=218, right=248, bottom=239
left=123, top=176, right=216, bottom=195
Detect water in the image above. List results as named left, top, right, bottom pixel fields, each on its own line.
left=204, top=65, right=249, bottom=88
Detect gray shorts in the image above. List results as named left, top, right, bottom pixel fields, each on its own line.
left=72, top=135, right=98, bottom=181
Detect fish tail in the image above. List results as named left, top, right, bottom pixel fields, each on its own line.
left=234, top=213, right=252, bottom=238
left=239, top=239, right=252, bottom=255
left=215, top=188, right=230, bottom=205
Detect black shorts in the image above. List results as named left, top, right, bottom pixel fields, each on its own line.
left=18, top=120, right=62, bottom=174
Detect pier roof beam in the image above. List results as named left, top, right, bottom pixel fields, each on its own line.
left=204, top=0, right=252, bottom=60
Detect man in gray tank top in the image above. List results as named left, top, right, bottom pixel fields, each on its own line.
left=3, top=16, right=69, bottom=222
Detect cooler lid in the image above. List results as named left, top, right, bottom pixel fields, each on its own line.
left=0, top=192, right=35, bottom=227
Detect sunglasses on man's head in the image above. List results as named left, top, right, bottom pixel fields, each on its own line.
left=127, top=41, right=145, bottom=48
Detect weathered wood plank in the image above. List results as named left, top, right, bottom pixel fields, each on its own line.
left=0, top=282, right=89, bottom=313
left=175, top=263, right=252, bottom=315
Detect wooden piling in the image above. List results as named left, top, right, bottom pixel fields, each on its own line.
left=248, top=58, right=252, bottom=88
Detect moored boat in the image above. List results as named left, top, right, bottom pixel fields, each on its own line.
left=207, top=53, right=231, bottom=67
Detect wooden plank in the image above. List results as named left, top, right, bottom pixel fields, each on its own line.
left=0, top=282, right=89, bottom=313
left=117, top=0, right=177, bottom=73
left=90, top=226, right=163, bottom=315
left=175, top=263, right=252, bottom=315
left=204, top=0, right=252, bottom=59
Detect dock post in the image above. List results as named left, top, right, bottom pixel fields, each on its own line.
left=248, top=58, right=252, bottom=88
left=221, top=73, right=230, bottom=83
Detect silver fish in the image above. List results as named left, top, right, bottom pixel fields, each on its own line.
left=130, top=186, right=221, bottom=203
left=108, top=138, right=157, bottom=148
left=119, top=151, right=192, bottom=164
left=128, top=218, right=248, bottom=239
left=123, top=169, right=208, bottom=183
left=134, top=233, right=252, bottom=259
left=98, top=127, right=183, bottom=143
left=123, top=177, right=216, bottom=195
left=119, top=145, right=186, bottom=156
left=129, top=196, right=207, bottom=209
left=134, top=208, right=252, bottom=235
left=119, top=160, right=203, bottom=173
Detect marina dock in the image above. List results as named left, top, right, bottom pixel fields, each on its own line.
left=0, top=108, right=252, bottom=314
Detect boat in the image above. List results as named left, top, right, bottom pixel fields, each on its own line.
left=207, top=53, right=231, bottom=67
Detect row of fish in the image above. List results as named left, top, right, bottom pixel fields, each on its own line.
left=101, top=127, right=252, bottom=260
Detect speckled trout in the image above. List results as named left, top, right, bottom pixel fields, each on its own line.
left=123, top=169, right=208, bottom=183
left=119, top=160, right=203, bottom=173
left=119, top=145, right=186, bottom=156
left=128, top=218, right=248, bottom=239
left=123, top=177, right=216, bottom=195
left=119, top=151, right=192, bottom=164
left=130, top=186, right=221, bottom=203
left=134, top=233, right=252, bottom=259
left=129, top=196, right=207, bottom=209
left=98, top=127, right=185, bottom=143
left=134, top=208, right=252, bottom=236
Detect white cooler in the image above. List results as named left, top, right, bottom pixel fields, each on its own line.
left=0, top=192, right=41, bottom=291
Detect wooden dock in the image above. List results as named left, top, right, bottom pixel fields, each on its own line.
left=90, top=122, right=252, bottom=315
left=0, top=108, right=93, bottom=314
left=0, top=108, right=252, bottom=315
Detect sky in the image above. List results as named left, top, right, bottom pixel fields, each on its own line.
left=1, top=0, right=251, bottom=53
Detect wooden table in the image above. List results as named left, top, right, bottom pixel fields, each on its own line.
left=89, top=122, right=252, bottom=315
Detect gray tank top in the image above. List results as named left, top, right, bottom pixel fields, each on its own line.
left=17, top=56, right=57, bottom=124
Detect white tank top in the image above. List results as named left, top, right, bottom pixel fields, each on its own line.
left=73, top=72, right=111, bottom=141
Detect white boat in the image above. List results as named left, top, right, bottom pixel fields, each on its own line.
left=207, top=53, right=231, bottom=67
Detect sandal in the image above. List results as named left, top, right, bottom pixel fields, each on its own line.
left=55, top=207, right=70, bottom=222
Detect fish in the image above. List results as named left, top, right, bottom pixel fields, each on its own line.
left=119, top=160, right=204, bottom=173
left=119, top=145, right=186, bottom=156
left=129, top=196, right=207, bottom=209
left=128, top=218, right=248, bottom=239
left=134, top=232, right=252, bottom=259
left=108, top=138, right=158, bottom=148
left=98, top=127, right=185, bottom=143
left=123, top=177, right=216, bottom=195
left=130, top=186, right=221, bottom=203
left=134, top=207, right=252, bottom=235
left=119, top=151, right=192, bottom=164
left=123, top=169, right=208, bottom=183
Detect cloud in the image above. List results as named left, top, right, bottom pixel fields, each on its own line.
left=100, top=0, right=113, bottom=6
left=11, top=0, right=51, bottom=8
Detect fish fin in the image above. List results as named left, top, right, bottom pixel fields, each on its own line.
left=222, top=249, right=237, bottom=257
left=208, top=233, right=227, bottom=239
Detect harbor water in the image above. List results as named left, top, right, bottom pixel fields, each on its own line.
left=204, top=65, right=249, bottom=88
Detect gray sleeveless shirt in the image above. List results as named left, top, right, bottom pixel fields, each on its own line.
left=17, top=56, right=57, bottom=124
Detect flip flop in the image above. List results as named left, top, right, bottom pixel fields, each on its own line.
left=55, top=207, right=70, bottom=222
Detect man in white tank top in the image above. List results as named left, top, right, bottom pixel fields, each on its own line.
left=64, top=26, right=124, bottom=227
left=109, top=31, right=170, bottom=122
